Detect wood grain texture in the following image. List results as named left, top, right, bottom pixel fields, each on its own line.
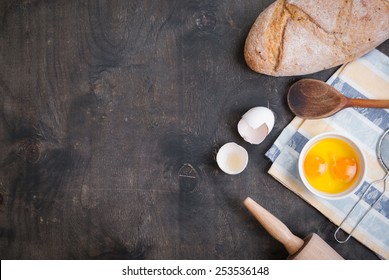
left=0, top=0, right=388, bottom=260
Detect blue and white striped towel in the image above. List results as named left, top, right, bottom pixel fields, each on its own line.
left=266, top=49, right=389, bottom=259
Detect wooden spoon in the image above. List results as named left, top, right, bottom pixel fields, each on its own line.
left=287, top=79, right=389, bottom=119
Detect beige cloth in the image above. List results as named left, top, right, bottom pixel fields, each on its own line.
left=266, top=49, right=389, bottom=259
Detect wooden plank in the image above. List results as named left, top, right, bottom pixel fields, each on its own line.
left=0, top=0, right=386, bottom=260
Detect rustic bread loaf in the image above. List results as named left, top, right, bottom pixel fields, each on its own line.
left=244, top=0, right=389, bottom=76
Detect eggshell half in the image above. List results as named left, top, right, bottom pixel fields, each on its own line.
left=238, top=107, right=275, bottom=144
left=216, top=142, right=248, bottom=175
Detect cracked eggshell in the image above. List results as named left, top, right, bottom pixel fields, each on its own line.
left=238, top=107, right=275, bottom=144
left=216, top=142, right=248, bottom=175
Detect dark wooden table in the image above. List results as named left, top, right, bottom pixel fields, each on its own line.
left=1, top=0, right=388, bottom=260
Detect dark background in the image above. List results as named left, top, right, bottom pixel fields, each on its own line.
left=0, top=0, right=388, bottom=260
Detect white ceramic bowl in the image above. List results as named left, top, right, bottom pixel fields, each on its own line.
left=298, top=132, right=366, bottom=199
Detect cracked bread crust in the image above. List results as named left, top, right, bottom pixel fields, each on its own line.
left=244, top=0, right=389, bottom=76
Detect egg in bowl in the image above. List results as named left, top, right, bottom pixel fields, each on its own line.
left=298, top=133, right=366, bottom=199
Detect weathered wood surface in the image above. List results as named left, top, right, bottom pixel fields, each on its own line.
left=0, top=0, right=387, bottom=259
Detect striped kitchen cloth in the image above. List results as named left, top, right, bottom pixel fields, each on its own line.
left=265, top=49, right=389, bottom=259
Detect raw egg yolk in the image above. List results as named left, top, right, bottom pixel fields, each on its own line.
left=302, top=138, right=360, bottom=194
left=304, top=155, right=327, bottom=177
left=331, top=157, right=357, bottom=183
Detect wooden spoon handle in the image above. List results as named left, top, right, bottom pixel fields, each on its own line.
left=244, top=197, right=304, bottom=255
left=348, top=98, right=389, bottom=108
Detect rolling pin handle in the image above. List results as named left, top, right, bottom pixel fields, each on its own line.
left=244, top=197, right=304, bottom=255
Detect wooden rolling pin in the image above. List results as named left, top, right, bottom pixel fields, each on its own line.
left=244, top=197, right=343, bottom=260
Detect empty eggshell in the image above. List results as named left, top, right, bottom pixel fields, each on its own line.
left=216, top=142, right=248, bottom=175
left=238, top=107, right=275, bottom=144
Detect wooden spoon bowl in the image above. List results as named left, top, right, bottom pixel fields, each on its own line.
left=287, top=79, right=389, bottom=119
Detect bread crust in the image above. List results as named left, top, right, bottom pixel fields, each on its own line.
left=244, top=0, right=389, bottom=76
